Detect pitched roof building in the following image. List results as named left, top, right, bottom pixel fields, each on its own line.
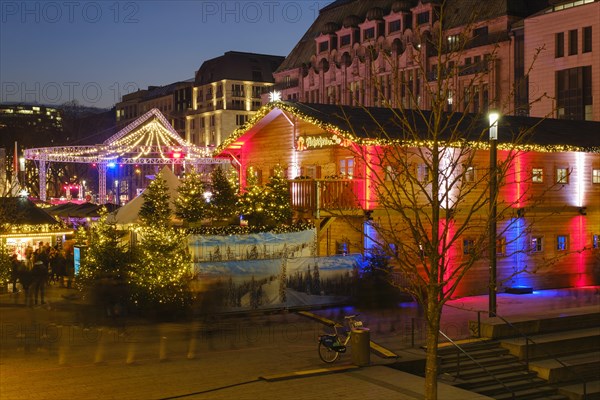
left=272, top=0, right=598, bottom=121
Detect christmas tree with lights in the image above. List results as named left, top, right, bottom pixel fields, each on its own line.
left=132, top=173, right=192, bottom=315
left=209, top=166, right=238, bottom=221
left=264, top=164, right=293, bottom=225
left=237, top=167, right=267, bottom=226
left=174, top=168, right=206, bottom=225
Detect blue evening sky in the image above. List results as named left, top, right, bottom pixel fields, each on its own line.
left=1, top=1, right=333, bottom=109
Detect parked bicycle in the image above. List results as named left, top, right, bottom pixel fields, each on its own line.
left=318, top=314, right=364, bottom=363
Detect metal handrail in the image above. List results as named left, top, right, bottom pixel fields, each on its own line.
left=439, top=330, right=516, bottom=399
left=486, top=312, right=588, bottom=399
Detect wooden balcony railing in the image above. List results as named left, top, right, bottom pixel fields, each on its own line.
left=289, top=178, right=363, bottom=215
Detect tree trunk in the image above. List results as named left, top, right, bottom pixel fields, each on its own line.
left=424, top=301, right=441, bottom=399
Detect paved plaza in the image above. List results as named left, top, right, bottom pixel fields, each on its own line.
left=1, top=285, right=598, bottom=399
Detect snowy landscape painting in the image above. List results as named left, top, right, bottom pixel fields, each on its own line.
left=195, top=255, right=360, bottom=311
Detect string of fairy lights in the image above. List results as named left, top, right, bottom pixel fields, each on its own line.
left=24, top=110, right=214, bottom=165
left=216, top=101, right=600, bottom=155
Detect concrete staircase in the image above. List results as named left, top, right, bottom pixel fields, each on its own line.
left=438, top=306, right=600, bottom=400
left=437, top=339, right=569, bottom=399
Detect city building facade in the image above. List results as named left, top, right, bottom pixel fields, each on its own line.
left=525, top=0, right=599, bottom=120
left=273, top=0, right=598, bottom=121
left=185, top=51, right=284, bottom=148
left=115, top=80, right=194, bottom=136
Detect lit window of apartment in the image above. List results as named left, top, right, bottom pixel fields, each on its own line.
left=531, top=236, right=543, bottom=252
left=555, top=32, right=564, bottom=58
left=568, top=29, right=578, bottom=55
left=385, top=165, right=397, bottom=181
left=556, top=235, right=568, bottom=251
left=532, top=168, right=544, bottom=183
left=388, top=20, right=401, bottom=34
left=593, top=234, right=599, bottom=250
left=447, top=34, right=460, bottom=51
left=556, top=167, right=569, bottom=184
left=592, top=168, right=600, bottom=184
left=583, top=26, right=592, bottom=53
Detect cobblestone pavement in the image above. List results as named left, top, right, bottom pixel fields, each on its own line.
left=1, top=285, right=598, bottom=400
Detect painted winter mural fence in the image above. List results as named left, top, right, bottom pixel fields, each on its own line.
left=188, top=229, right=360, bottom=311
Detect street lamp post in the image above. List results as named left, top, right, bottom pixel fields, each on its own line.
left=488, top=112, right=499, bottom=317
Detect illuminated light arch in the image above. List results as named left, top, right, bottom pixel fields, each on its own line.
left=24, top=108, right=229, bottom=203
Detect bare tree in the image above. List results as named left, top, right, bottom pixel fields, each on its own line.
left=328, top=5, right=559, bottom=399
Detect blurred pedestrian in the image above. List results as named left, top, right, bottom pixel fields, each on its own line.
left=31, top=259, right=48, bottom=305
left=10, top=254, right=20, bottom=293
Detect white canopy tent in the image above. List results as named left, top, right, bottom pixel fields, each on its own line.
left=106, top=166, right=181, bottom=226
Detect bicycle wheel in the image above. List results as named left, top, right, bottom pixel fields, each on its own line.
left=318, top=342, right=339, bottom=363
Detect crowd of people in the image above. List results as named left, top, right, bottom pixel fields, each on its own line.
left=9, top=242, right=75, bottom=307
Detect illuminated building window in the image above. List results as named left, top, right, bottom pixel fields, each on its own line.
left=385, top=165, right=397, bottom=182
left=592, top=168, right=600, bottom=184
left=532, top=168, right=544, bottom=183
left=531, top=236, right=543, bottom=253
left=593, top=234, right=599, bottom=250
left=336, top=241, right=349, bottom=255
left=496, top=237, right=506, bottom=256
left=556, top=167, right=569, bottom=184
left=339, top=158, right=354, bottom=178
left=464, top=165, right=475, bottom=183
left=419, top=164, right=432, bottom=183
left=556, top=235, right=568, bottom=251
left=463, top=238, right=475, bottom=255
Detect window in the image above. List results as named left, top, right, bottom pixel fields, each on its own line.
left=304, top=165, right=320, bottom=179
left=593, top=234, right=599, bottom=250
left=388, top=20, right=401, bottom=33
left=447, top=34, right=460, bottom=50
left=419, top=164, right=432, bottom=183
left=556, top=235, right=568, bottom=251
left=464, top=165, right=475, bottom=183
left=319, top=41, right=329, bottom=53
left=532, top=168, right=544, bottom=183
left=583, top=26, right=592, bottom=53
left=531, top=236, right=543, bottom=253
left=235, top=114, right=249, bottom=125
left=593, top=168, right=600, bottom=184
left=473, top=26, right=488, bottom=46
left=463, top=239, right=475, bottom=255
left=336, top=241, right=349, bottom=255
left=496, top=237, right=506, bottom=256
left=417, top=11, right=429, bottom=25
left=340, top=34, right=351, bottom=47
left=339, top=158, right=354, bottom=177
left=568, top=29, right=578, bottom=55
left=385, top=165, right=397, bottom=181
left=557, top=66, right=593, bottom=120
left=555, top=32, right=564, bottom=58
left=556, top=167, right=569, bottom=184
left=363, top=27, right=375, bottom=40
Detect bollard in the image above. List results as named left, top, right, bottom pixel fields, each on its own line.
left=126, top=342, right=136, bottom=365
left=159, top=336, right=168, bottom=362
left=350, top=327, right=370, bottom=366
